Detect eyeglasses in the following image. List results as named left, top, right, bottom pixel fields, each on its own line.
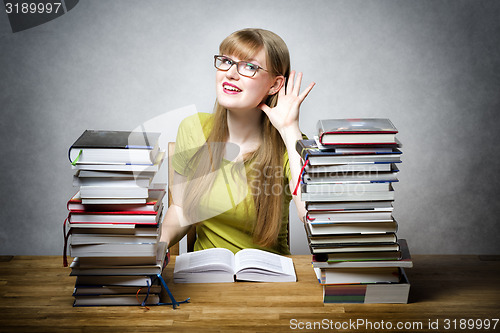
left=214, top=55, right=268, bottom=78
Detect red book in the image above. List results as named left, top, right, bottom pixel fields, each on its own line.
left=67, top=188, right=165, bottom=213
left=317, top=118, right=398, bottom=145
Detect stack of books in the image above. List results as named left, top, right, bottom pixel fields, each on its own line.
left=64, top=130, right=169, bottom=307
left=297, top=118, right=412, bottom=304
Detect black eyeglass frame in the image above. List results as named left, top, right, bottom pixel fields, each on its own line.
left=213, top=55, right=268, bottom=78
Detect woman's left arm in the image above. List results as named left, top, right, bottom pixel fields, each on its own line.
left=259, top=71, right=315, bottom=222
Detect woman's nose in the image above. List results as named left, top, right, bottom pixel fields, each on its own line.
left=225, top=64, right=240, bottom=80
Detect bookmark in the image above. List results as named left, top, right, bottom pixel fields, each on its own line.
left=156, top=274, right=190, bottom=309
left=62, top=215, right=72, bottom=267
left=293, top=155, right=309, bottom=196
left=70, top=149, right=83, bottom=166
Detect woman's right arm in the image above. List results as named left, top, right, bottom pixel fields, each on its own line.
left=160, top=171, right=193, bottom=247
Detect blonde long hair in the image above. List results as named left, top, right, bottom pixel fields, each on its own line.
left=183, top=28, right=291, bottom=248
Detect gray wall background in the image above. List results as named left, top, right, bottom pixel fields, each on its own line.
left=1, top=0, right=499, bottom=255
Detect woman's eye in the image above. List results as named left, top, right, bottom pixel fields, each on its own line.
left=245, top=63, right=257, bottom=71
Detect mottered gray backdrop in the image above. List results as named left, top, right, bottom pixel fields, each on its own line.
left=0, top=0, right=499, bottom=255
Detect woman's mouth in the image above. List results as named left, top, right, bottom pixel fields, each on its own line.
left=223, top=82, right=242, bottom=94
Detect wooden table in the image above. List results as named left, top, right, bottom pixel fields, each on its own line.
left=0, top=255, right=499, bottom=332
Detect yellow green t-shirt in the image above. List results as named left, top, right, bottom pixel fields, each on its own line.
left=172, top=112, right=292, bottom=255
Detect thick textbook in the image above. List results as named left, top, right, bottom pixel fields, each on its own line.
left=309, top=243, right=400, bottom=255
left=307, top=233, right=397, bottom=246
left=311, top=239, right=412, bottom=269
left=301, top=182, right=392, bottom=194
left=73, top=294, right=160, bottom=307
left=313, top=250, right=402, bottom=262
left=303, top=171, right=399, bottom=184
left=305, top=162, right=398, bottom=174
left=70, top=242, right=159, bottom=258
left=79, top=185, right=149, bottom=200
left=70, top=248, right=168, bottom=276
left=68, top=206, right=163, bottom=224
left=296, top=139, right=402, bottom=166
left=75, top=275, right=156, bottom=287
left=322, top=268, right=410, bottom=304
left=72, top=284, right=162, bottom=296
left=315, top=267, right=401, bottom=284
left=306, top=210, right=393, bottom=223
left=67, top=189, right=165, bottom=212
left=306, top=219, right=398, bottom=235
left=71, top=151, right=165, bottom=173
left=317, top=118, right=398, bottom=145
left=305, top=200, right=393, bottom=212
left=173, top=248, right=296, bottom=283
left=301, top=188, right=395, bottom=202
left=72, top=275, right=162, bottom=306
left=69, top=130, right=161, bottom=165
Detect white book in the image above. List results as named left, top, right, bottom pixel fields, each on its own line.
left=310, top=243, right=400, bottom=254
left=322, top=269, right=410, bottom=304
left=307, top=210, right=393, bottom=222
left=315, top=267, right=401, bottom=284
left=70, top=243, right=167, bottom=276
left=304, top=172, right=398, bottom=184
left=81, top=198, right=147, bottom=204
left=72, top=151, right=165, bottom=172
left=306, top=201, right=393, bottom=211
left=69, top=147, right=159, bottom=165
left=70, top=234, right=158, bottom=245
left=69, top=211, right=161, bottom=224
left=307, top=154, right=401, bottom=166
left=73, top=176, right=152, bottom=187
left=307, top=233, right=397, bottom=246
left=68, top=129, right=161, bottom=165
left=173, top=248, right=296, bottom=283
left=301, top=189, right=395, bottom=202
left=301, top=182, right=391, bottom=193
left=312, top=240, right=413, bottom=269
left=79, top=186, right=148, bottom=199
left=306, top=220, right=398, bottom=235
left=305, top=163, right=394, bottom=173
left=70, top=243, right=158, bottom=257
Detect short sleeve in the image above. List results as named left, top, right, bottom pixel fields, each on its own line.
left=171, top=113, right=213, bottom=175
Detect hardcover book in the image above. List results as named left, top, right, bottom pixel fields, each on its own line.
left=67, top=189, right=165, bottom=212
left=321, top=268, right=410, bottom=304
left=311, top=239, right=412, bottom=268
left=306, top=219, right=399, bottom=235
left=296, top=139, right=402, bottom=166
left=317, top=118, right=398, bottom=145
left=69, top=130, right=161, bottom=165
left=315, top=267, right=401, bottom=285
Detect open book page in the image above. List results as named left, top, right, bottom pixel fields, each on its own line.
left=173, top=248, right=235, bottom=274
left=234, top=249, right=296, bottom=282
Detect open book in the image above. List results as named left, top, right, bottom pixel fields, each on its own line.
left=173, top=248, right=297, bottom=283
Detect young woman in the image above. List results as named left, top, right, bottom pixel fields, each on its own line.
left=161, top=28, right=314, bottom=255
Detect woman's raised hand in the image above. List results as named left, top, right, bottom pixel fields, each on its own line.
left=259, top=70, right=315, bottom=135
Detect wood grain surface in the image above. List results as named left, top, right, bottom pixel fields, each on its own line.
left=0, top=255, right=499, bottom=332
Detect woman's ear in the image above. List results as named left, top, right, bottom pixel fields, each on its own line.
left=269, top=75, right=285, bottom=95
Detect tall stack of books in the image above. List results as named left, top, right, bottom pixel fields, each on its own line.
left=297, top=118, right=412, bottom=304
left=64, top=130, right=169, bottom=307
